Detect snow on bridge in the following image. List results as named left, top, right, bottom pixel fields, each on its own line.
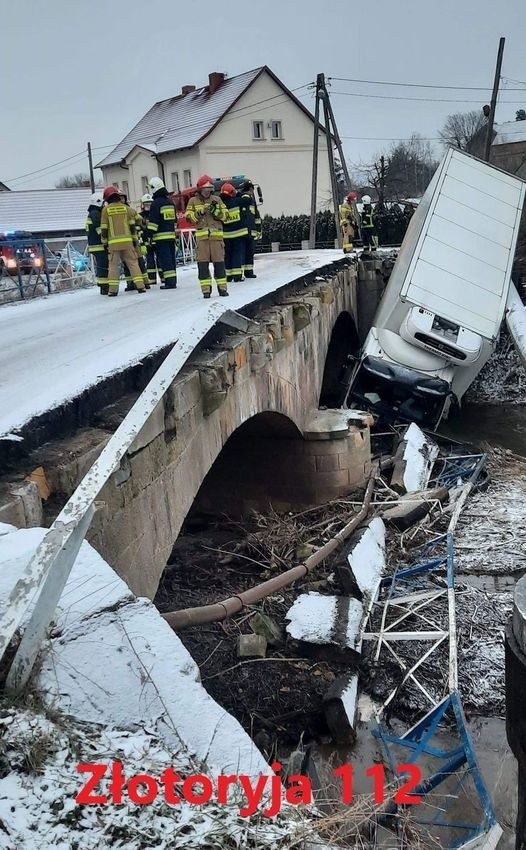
left=0, top=250, right=342, bottom=439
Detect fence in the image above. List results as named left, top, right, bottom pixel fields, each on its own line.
left=0, top=238, right=94, bottom=302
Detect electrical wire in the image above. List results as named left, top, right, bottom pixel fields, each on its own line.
left=331, top=90, right=526, bottom=104
left=5, top=150, right=89, bottom=184
left=329, top=75, right=526, bottom=92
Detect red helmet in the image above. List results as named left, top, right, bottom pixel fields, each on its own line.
left=347, top=191, right=358, bottom=202
left=103, top=186, right=121, bottom=202
left=196, top=174, right=214, bottom=190
left=220, top=182, right=236, bottom=197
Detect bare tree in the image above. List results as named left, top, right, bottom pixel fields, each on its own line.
left=55, top=173, right=92, bottom=188
left=351, top=134, right=438, bottom=202
left=438, top=110, right=487, bottom=150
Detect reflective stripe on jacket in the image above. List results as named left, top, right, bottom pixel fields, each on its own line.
left=85, top=205, right=105, bottom=253
left=220, top=195, right=249, bottom=239
left=241, top=193, right=262, bottom=238
left=185, top=192, right=228, bottom=240
left=147, top=190, right=177, bottom=242
left=361, top=206, right=375, bottom=230
left=339, top=201, right=357, bottom=229
left=100, top=203, right=137, bottom=247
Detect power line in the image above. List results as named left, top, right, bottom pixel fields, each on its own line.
left=6, top=150, right=88, bottom=184
left=328, top=75, right=526, bottom=92
left=341, top=135, right=441, bottom=141
left=331, top=90, right=526, bottom=104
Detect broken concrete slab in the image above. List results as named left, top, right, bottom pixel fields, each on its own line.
left=337, top=518, right=385, bottom=602
left=382, top=486, right=448, bottom=530
left=391, top=422, right=439, bottom=494
left=285, top=591, right=364, bottom=662
left=237, top=633, right=267, bottom=658
left=323, top=672, right=359, bottom=745
left=303, top=408, right=373, bottom=441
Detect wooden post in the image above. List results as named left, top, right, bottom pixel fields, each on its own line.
left=87, top=142, right=95, bottom=192
left=309, top=76, right=322, bottom=249
left=483, top=37, right=505, bottom=163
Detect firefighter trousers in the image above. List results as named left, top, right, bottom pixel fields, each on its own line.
left=107, top=246, right=145, bottom=294
left=146, top=246, right=158, bottom=284
left=123, top=255, right=148, bottom=290
left=341, top=221, right=355, bottom=253
left=196, top=237, right=227, bottom=294
left=362, top=228, right=378, bottom=251
left=224, top=237, right=244, bottom=282
left=154, top=239, right=177, bottom=288
left=91, top=250, right=108, bottom=292
left=242, top=236, right=256, bottom=276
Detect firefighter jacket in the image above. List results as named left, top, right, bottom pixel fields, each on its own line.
left=339, top=201, right=357, bottom=233
left=100, top=202, right=138, bottom=249
left=361, top=205, right=376, bottom=231
left=86, top=205, right=105, bottom=253
left=185, top=192, right=228, bottom=240
left=240, top=193, right=262, bottom=239
left=220, top=194, right=248, bottom=240
left=147, top=189, right=177, bottom=243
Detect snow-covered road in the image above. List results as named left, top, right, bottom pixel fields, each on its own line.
left=0, top=250, right=342, bottom=438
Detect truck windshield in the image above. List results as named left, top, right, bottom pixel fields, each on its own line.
left=348, top=355, right=450, bottom=430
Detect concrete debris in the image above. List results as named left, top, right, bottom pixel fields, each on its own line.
left=250, top=611, right=284, bottom=646
left=285, top=591, right=364, bottom=662
left=391, top=422, right=439, bottom=494
left=237, top=633, right=267, bottom=658
left=381, top=486, right=448, bottom=530
left=346, top=517, right=385, bottom=603
left=323, top=672, right=359, bottom=744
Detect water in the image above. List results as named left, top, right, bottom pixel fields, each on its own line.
left=440, top=402, right=526, bottom=456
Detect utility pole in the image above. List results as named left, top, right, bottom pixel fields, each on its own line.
left=483, top=37, right=505, bottom=163
left=309, top=74, right=351, bottom=249
left=87, top=142, right=95, bottom=192
left=309, top=75, right=322, bottom=249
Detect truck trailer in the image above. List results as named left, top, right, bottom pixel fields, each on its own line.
left=345, top=147, right=526, bottom=429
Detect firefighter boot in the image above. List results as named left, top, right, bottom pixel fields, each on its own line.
left=99, top=284, right=109, bottom=295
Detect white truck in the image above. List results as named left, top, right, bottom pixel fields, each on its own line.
left=346, top=147, right=526, bottom=429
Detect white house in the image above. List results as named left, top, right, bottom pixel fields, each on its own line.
left=96, top=66, right=333, bottom=217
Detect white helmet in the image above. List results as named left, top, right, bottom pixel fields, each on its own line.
left=89, top=191, right=103, bottom=207
left=148, top=176, right=165, bottom=193
left=361, top=194, right=372, bottom=204
left=141, top=193, right=153, bottom=204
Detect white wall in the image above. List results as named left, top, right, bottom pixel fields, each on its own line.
left=160, top=150, right=202, bottom=193
left=125, top=149, right=161, bottom=202
left=200, top=71, right=333, bottom=216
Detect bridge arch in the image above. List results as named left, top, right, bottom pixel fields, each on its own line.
left=319, top=311, right=360, bottom=408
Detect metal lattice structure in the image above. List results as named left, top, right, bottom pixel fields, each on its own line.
left=362, top=452, right=501, bottom=849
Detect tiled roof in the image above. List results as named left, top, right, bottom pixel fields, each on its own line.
left=0, top=188, right=92, bottom=233
left=97, top=68, right=265, bottom=168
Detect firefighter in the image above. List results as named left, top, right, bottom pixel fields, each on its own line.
left=360, top=195, right=379, bottom=252
left=85, top=191, right=108, bottom=294
left=120, top=193, right=149, bottom=292
left=140, top=193, right=158, bottom=285
left=220, top=182, right=247, bottom=283
left=339, top=191, right=358, bottom=254
left=239, top=180, right=261, bottom=278
left=100, top=187, right=146, bottom=296
left=185, top=174, right=229, bottom=298
left=147, top=177, right=177, bottom=290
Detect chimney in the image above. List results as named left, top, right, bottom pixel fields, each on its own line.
left=208, top=72, right=225, bottom=95
left=181, top=85, right=196, bottom=96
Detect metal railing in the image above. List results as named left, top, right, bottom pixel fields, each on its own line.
left=0, top=300, right=229, bottom=692
left=0, top=238, right=51, bottom=298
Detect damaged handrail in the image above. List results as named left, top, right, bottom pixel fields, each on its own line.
left=162, top=475, right=376, bottom=631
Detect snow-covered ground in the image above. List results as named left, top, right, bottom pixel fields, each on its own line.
left=0, top=250, right=342, bottom=439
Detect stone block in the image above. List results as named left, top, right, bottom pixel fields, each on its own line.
left=166, top=369, right=202, bottom=421
left=35, top=428, right=111, bottom=496
left=129, top=399, right=165, bottom=454
left=237, top=634, right=267, bottom=658
left=313, top=469, right=351, bottom=490
left=250, top=612, right=284, bottom=647
left=199, top=365, right=230, bottom=415
left=382, top=487, right=448, bottom=530
left=315, top=454, right=340, bottom=472
left=0, top=496, right=25, bottom=528
left=319, top=284, right=335, bottom=305
left=292, top=303, right=311, bottom=332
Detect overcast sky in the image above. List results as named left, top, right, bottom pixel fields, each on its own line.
left=3, top=0, right=525, bottom=191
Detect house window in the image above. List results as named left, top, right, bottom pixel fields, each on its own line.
left=141, top=176, right=148, bottom=193
left=122, top=180, right=129, bottom=198
left=183, top=169, right=192, bottom=188
left=270, top=120, right=283, bottom=140
left=252, top=120, right=265, bottom=140
left=171, top=171, right=180, bottom=192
